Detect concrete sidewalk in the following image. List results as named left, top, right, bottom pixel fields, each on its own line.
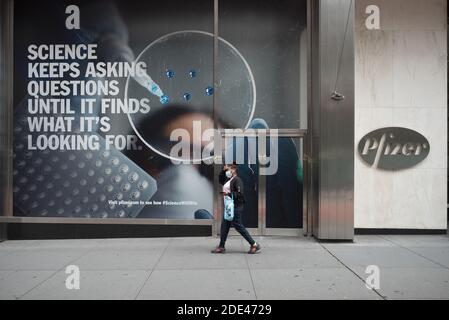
left=0, top=235, right=448, bottom=300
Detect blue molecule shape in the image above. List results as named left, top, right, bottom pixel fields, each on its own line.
left=150, top=84, right=158, bottom=94
left=189, top=70, right=197, bottom=78
left=205, top=86, right=214, bottom=96
left=160, top=95, right=169, bottom=105
left=166, top=69, right=175, bottom=78
left=183, top=93, right=191, bottom=101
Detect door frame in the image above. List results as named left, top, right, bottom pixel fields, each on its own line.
left=213, top=129, right=307, bottom=237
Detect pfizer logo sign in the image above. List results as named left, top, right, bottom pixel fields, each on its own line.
left=358, top=127, right=430, bottom=170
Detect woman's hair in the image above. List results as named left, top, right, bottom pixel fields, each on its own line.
left=228, top=162, right=238, bottom=174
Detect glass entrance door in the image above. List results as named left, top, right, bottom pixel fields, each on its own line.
left=214, top=130, right=306, bottom=236
left=263, top=135, right=305, bottom=236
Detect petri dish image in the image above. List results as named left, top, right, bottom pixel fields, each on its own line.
left=125, top=30, right=256, bottom=162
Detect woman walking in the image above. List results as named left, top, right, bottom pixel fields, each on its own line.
left=211, top=164, right=261, bottom=254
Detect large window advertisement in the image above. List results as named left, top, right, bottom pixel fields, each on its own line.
left=12, top=0, right=306, bottom=224
left=13, top=0, right=216, bottom=219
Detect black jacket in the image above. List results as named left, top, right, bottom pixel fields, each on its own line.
left=219, top=170, right=245, bottom=208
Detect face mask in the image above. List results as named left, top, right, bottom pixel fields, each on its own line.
left=225, top=170, right=232, bottom=179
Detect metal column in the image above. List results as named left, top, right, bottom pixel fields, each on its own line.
left=0, top=0, right=14, bottom=241
left=310, top=0, right=355, bottom=240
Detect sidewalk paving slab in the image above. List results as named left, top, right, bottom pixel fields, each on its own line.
left=73, top=246, right=166, bottom=271
left=351, top=267, right=449, bottom=300
left=251, top=236, right=322, bottom=249
left=22, top=270, right=150, bottom=300
left=0, top=270, right=54, bottom=300
left=23, top=239, right=104, bottom=249
left=98, top=237, right=171, bottom=248
left=321, top=245, right=442, bottom=268
left=380, top=235, right=449, bottom=248
left=246, top=247, right=342, bottom=269
left=137, top=269, right=256, bottom=300
left=404, top=247, right=449, bottom=268
left=0, top=240, right=39, bottom=260
left=250, top=268, right=381, bottom=300
left=0, top=247, right=91, bottom=271
left=156, top=238, right=247, bottom=270
left=322, top=235, right=396, bottom=247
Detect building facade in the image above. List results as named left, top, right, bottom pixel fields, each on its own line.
left=0, top=0, right=447, bottom=241
left=355, top=0, right=447, bottom=232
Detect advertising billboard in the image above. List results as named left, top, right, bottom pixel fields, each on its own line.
left=13, top=0, right=217, bottom=219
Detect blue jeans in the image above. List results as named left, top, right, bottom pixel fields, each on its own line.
left=219, top=207, right=255, bottom=248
